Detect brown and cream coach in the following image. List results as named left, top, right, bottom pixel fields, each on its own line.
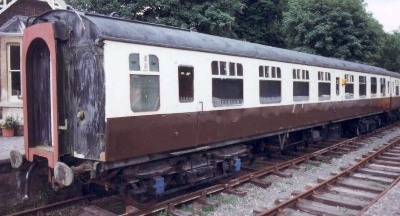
left=11, top=8, right=400, bottom=208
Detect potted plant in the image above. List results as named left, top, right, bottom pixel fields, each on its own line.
left=1, top=115, right=19, bottom=137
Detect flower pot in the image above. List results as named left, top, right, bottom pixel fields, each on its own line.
left=2, top=128, right=14, bottom=137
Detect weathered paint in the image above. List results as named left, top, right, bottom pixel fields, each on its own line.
left=105, top=98, right=392, bottom=161
left=22, top=23, right=58, bottom=168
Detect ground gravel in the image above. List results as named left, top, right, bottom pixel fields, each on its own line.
left=190, top=129, right=400, bottom=216
left=363, top=179, right=400, bottom=216
left=0, top=136, right=24, bottom=161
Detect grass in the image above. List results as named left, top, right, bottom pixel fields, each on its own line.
left=181, top=204, right=195, bottom=213
left=304, top=163, right=314, bottom=171
left=219, top=195, right=238, bottom=206
left=155, top=209, right=173, bottom=216
left=273, top=183, right=280, bottom=188
left=198, top=205, right=215, bottom=216
left=367, top=182, right=386, bottom=188
left=285, top=180, right=294, bottom=185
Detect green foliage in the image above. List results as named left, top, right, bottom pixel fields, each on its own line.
left=2, top=115, right=19, bottom=129
left=376, top=31, right=400, bottom=72
left=65, top=0, right=245, bottom=38
left=234, top=0, right=288, bottom=47
left=219, top=195, right=238, bottom=205
left=282, top=0, right=384, bottom=64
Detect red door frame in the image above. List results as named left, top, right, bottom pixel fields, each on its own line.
left=22, top=23, right=59, bottom=168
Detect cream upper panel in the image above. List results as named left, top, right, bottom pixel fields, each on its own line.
left=104, top=40, right=391, bottom=118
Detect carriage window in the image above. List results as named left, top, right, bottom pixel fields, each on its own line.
left=130, top=75, right=160, bottom=112
left=211, top=61, right=218, bottom=75
left=359, top=76, right=366, bottom=98
left=371, top=77, right=377, bottom=97
left=345, top=74, right=354, bottom=99
left=229, top=63, right=235, bottom=76
left=178, top=66, right=194, bottom=103
left=381, top=78, right=386, bottom=96
left=129, top=53, right=140, bottom=71
left=149, top=55, right=159, bottom=72
left=212, top=61, right=243, bottom=107
left=336, top=77, right=340, bottom=96
left=259, top=65, right=281, bottom=104
left=318, top=71, right=331, bottom=101
left=293, top=68, right=309, bottom=101
left=220, top=62, right=227, bottom=75
left=237, top=64, right=243, bottom=76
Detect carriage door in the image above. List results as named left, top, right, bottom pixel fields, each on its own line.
left=177, top=65, right=199, bottom=147
left=23, top=23, right=59, bottom=168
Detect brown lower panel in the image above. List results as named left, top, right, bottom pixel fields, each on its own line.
left=105, top=98, right=390, bottom=161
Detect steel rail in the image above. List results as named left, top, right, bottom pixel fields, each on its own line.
left=127, top=125, right=392, bottom=216
left=356, top=174, right=400, bottom=216
left=7, top=195, right=94, bottom=216
left=256, top=134, right=400, bottom=216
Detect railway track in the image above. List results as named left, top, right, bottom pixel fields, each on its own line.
left=4, top=124, right=399, bottom=216
left=125, top=126, right=399, bottom=216
left=256, top=133, right=400, bottom=216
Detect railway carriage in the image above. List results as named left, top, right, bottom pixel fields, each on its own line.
left=13, top=9, right=400, bottom=208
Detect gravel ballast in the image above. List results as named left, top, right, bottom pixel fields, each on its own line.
left=188, top=129, right=400, bottom=216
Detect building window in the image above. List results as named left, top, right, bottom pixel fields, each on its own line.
left=396, top=80, right=399, bottom=96
left=178, top=66, right=194, bottom=103
left=381, top=78, right=386, bottom=96
left=359, top=76, right=366, bottom=98
left=8, top=45, right=21, bottom=96
left=211, top=61, right=243, bottom=107
left=371, top=77, right=377, bottom=97
left=345, top=74, right=354, bottom=99
left=293, top=69, right=309, bottom=101
left=318, top=71, right=331, bottom=101
left=130, top=53, right=160, bottom=112
left=259, top=66, right=281, bottom=104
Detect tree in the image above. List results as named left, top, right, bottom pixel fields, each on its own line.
left=234, top=0, right=288, bottom=48
left=282, top=0, right=384, bottom=64
left=377, top=31, right=400, bottom=72
left=65, top=0, right=245, bottom=38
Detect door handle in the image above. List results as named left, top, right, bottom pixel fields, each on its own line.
left=198, top=101, right=203, bottom=115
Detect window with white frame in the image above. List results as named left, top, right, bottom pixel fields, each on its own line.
left=259, top=66, right=281, bottom=104
left=8, top=44, right=21, bottom=97
left=359, top=76, right=366, bottom=98
left=129, top=53, right=160, bottom=112
left=371, top=77, right=377, bottom=97
left=293, top=69, right=309, bottom=101
left=211, top=61, right=243, bottom=107
left=380, top=78, right=386, bottom=96
left=396, top=80, right=399, bottom=96
left=178, top=66, right=194, bottom=103
left=345, top=74, right=354, bottom=99
left=318, top=71, right=331, bottom=101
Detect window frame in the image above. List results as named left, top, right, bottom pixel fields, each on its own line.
left=259, top=65, right=282, bottom=104
left=129, top=53, right=161, bottom=112
left=211, top=60, right=244, bottom=107
left=292, top=68, right=310, bottom=102
left=8, top=44, right=21, bottom=100
left=318, top=71, right=331, bottom=101
left=370, top=77, right=377, bottom=97
left=344, top=74, right=354, bottom=99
